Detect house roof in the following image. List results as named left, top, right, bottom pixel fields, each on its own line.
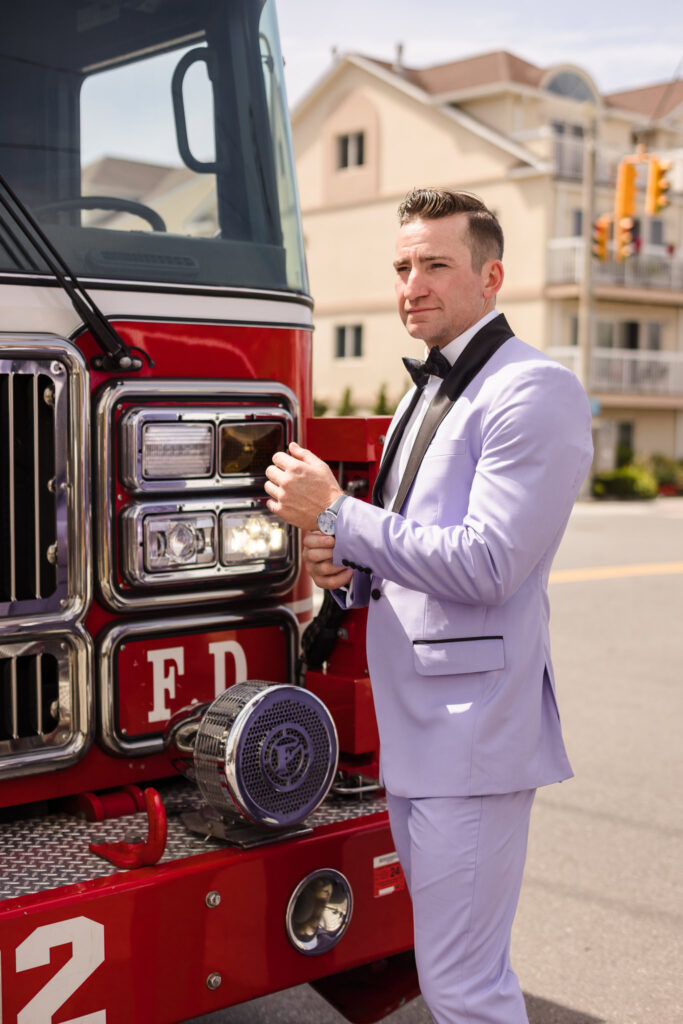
left=605, top=79, right=683, bottom=119
left=337, top=49, right=682, bottom=121
left=369, top=50, right=545, bottom=96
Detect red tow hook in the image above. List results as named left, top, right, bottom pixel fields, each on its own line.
left=89, top=787, right=167, bottom=869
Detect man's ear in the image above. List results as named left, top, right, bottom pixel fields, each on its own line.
left=482, top=259, right=504, bottom=298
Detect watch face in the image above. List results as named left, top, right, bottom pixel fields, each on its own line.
left=317, top=510, right=336, bottom=535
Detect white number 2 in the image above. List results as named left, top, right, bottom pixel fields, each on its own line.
left=14, top=916, right=105, bottom=1024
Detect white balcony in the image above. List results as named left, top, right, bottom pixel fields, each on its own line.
left=547, top=238, right=683, bottom=291
left=548, top=346, right=683, bottom=396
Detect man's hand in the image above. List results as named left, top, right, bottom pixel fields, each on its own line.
left=265, top=442, right=343, bottom=530
left=303, top=532, right=353, bottom=590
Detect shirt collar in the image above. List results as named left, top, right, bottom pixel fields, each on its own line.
left=425, top=309, right=499, bottom=367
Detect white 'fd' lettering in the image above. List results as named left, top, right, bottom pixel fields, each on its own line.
left=209, top=640, right=247, bottom=697
left=147, top=647, right=185, bottom=723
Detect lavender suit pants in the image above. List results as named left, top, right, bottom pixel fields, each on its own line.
left=386, top=788, right=536, bottom=1024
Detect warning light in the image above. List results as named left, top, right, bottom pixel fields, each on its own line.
left=614, top=160, right=637, bottom=222
left=615, top=217, right=634, bottom=262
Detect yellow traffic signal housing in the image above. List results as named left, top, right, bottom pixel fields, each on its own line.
left=645, top=157, right=671, bottom=215
left=615, top=217, right=634, bottom=262
left=614, top=160, right=637, bottom=221
left=592, top=214, right=611, bottom=261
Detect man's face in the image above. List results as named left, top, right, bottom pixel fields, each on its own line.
left=393, top=213, right=501, bottom=349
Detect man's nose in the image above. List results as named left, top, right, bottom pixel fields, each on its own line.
left=403, top=267, right=428, bottom=300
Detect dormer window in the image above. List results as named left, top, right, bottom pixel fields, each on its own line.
left=337, top=131, right=365, bottom=169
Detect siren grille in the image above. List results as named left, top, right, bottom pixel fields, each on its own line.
left=194, top=682, right=338, bottom=827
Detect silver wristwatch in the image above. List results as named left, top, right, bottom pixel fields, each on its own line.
left=317, top=494, right=348, bottom=535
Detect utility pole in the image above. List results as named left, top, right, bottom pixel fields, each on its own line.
left=577, top=116, right=596, bottom=393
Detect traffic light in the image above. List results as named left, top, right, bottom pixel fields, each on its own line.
left=615, top=217, right=634, bottom=262
left=645, top=156, right=671, bottom=215
left=614, top=159, right=637, bottom=221
left=592, top=214, right=611, bottom=261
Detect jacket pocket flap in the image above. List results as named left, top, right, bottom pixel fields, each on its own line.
left=413, top=636, right=504, bottom=676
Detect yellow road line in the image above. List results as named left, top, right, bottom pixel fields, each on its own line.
left=550, top=562, right=683, bottom=584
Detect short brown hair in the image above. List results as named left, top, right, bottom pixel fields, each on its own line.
left=397, top=188, right=504, bottom=271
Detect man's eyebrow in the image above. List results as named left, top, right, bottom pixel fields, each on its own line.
left=392, top=253, right=451, bottom=268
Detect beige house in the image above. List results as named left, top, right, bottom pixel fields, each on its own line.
left=292, top=49, right=683, bottom=464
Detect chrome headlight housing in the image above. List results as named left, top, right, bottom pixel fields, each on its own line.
left=122, top=500, right=291, bottom=586
left=96, top=381, right=299, bottom=611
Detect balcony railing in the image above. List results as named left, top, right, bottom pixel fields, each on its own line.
left=547, top=238, right=683, bottom=291
left=552, top=136, right=620, bottom=184
left=548, top=346, right=683, bottom=396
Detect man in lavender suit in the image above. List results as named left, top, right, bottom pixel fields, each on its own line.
left=265, top=188, right=593, bottom=1023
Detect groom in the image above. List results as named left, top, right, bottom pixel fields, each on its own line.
left=265, top=188, right=593, bottom=1023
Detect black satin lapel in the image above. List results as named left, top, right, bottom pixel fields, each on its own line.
left=390, top=314, right=514, bottom=514
left=371, top=385, right=424, bottom=507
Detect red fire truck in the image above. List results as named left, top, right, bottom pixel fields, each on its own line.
left=0, top=2, right=418, bottom=1021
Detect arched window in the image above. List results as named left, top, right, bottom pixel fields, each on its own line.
left=545, top=71, right=596, bottom=103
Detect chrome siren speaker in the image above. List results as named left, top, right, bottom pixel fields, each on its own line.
left=187, top=682, right=338, bottom=829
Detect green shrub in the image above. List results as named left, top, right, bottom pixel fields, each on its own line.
left=591, top=464, right=658, bottom=500
left=648, top=454, right=683, bottom=492
left=313, top=398, right=329, bottom=417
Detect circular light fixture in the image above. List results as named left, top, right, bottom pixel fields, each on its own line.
left=285, top=869, right=353, bottom=955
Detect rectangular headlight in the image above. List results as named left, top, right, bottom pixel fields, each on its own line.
left=220, top=510, right=289, bottom=565
left=219, top=422, right=284, bottom=477
left=142, top=423, right=214, bottom=479
left=144, top=512, right=217, bottom=572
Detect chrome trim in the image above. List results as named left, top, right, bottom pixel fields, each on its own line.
left=285, top=870, right=354, bottom=956
left=98, top=604, right=300, bottom=757
left=0, top=626, right=93, bottom=778
left=0, top=335, right=90, bottom=635
left=121, top=498, right=291, bottom=587
left=96, top=379, right=300, bottom=612
left=119, top=404, right=293, bottom=492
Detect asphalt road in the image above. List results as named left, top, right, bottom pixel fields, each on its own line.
left=187, top=498, right=683, bottom=1024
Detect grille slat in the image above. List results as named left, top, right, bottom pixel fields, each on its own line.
left=0, top=367, right=59, bottom=610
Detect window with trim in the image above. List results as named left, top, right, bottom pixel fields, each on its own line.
left=337, top=132, right=365, bottom=169
left=572, top=209, right=583, bottom=237
left=649, top=219, right=664, bottom=246
left=335, top=324, right=363, bottom=358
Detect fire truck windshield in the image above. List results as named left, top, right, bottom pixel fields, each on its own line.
left=0, top=0, right=308, bottom=294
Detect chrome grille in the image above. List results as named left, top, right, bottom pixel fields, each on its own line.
left=0, top=369, right=58, bottom=606
left=0, top=632, right=92, bottom=776
left=0, top=337, right=90, bottom=629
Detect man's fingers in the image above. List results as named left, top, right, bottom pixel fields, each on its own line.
left=302, top=531, right=336, bottom=550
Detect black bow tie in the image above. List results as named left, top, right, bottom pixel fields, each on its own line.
left=402, top=346, right=451, bottom=388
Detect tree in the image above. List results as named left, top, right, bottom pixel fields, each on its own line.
left=336, top=387, right=356, bottom=416
left=373, top=383, right=394, bottom=415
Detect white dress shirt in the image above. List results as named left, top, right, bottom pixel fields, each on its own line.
left=382, top=309, right=499, bottom=508
left=340, top=309, right=499, bottom=607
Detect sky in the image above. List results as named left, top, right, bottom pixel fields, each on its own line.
left=275, top=0, right=683, bottom=109
left=79, top=0, right=682, bottom=166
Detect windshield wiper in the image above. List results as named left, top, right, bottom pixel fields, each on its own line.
left=0, top=171, right=143, bottom=371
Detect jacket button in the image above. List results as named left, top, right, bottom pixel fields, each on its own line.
left=371, top=588, right=381, bottom=600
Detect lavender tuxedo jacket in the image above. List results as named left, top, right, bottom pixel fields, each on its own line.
left=332, top=327, right=593, bottom=798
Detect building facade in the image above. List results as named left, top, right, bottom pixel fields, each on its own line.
left=292, top=50, right=683, bottom=463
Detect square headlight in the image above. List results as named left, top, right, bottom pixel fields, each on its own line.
left=220, top=510, right=289, bottom=565
left=219, top=422, right=284, bottom=477
left=143, top=512, right=217, bottom=572
left=142, top=423, right=214, bottom=479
